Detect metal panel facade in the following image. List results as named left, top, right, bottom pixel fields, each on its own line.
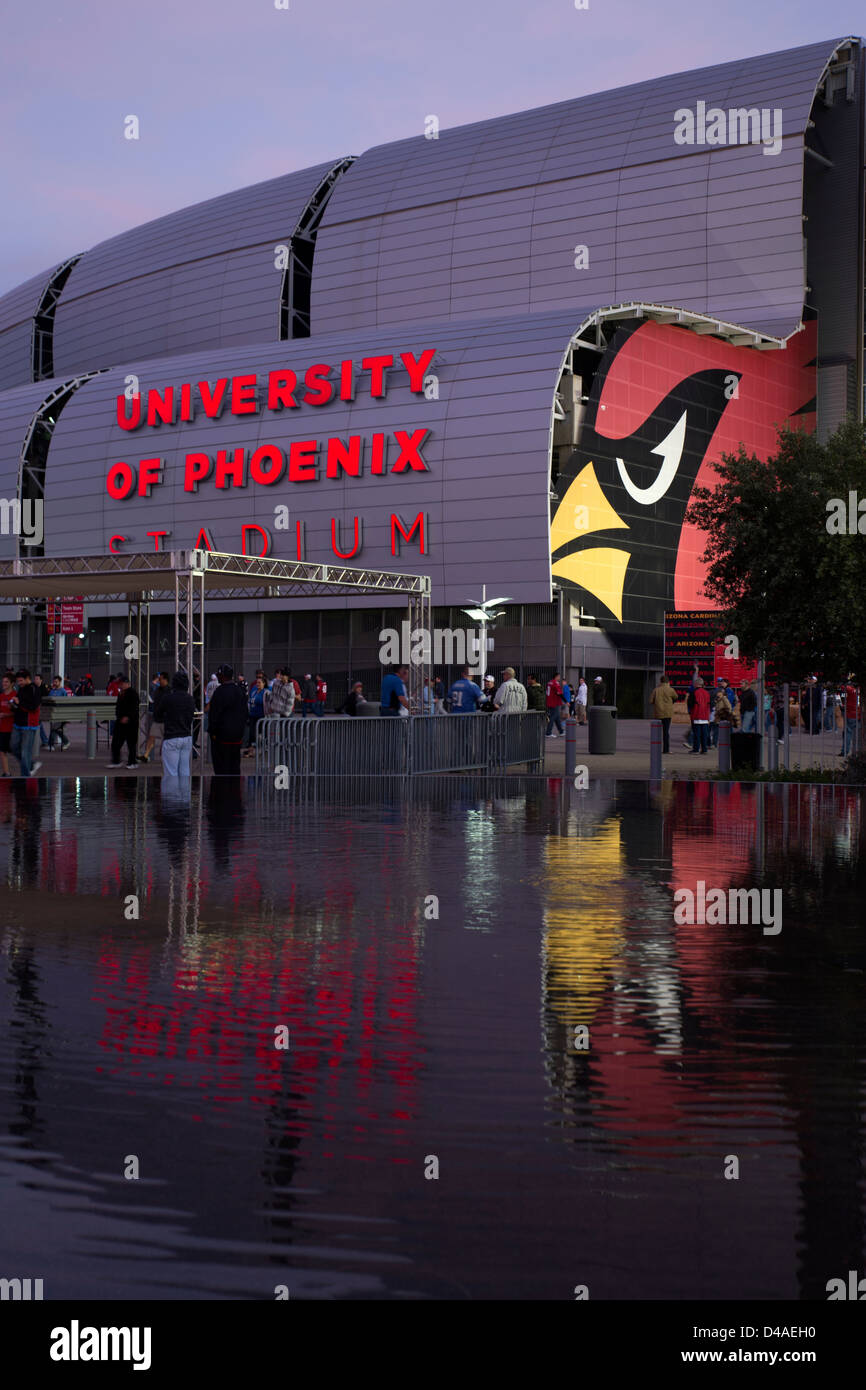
left=52, top=161, right=348, bottom=377
left=39, top=311, right=586, bottom=604
left=311, top=38, right=845, bottom=340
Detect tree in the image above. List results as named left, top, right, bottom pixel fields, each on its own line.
left=685, top=419, right=866, bottom=681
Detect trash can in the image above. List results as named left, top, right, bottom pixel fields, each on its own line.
left=730, top=731, right=762, bottom=771
left=588, top=704, right=617, bottom=754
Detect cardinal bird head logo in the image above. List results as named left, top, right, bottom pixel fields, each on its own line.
left=550, top=357, right=739, bottom=632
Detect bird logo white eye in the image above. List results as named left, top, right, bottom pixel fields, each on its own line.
left=615, top=410, right=688, bottom=505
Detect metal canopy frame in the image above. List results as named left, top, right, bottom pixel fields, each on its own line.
left=0, top=547, right=432, bottom=729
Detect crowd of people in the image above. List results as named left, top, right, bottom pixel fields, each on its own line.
left=6, top=659, right=857, bottom=776
left=539, top=673, right=607, bottom=736
left=650, top=671, right=861, bottom=756
left=0, top=668, right=83, bottom=776
left=371, top=666, right=610, bottom=732
left=0, top=663, right=618, bottom=776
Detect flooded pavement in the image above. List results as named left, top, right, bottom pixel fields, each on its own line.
left=0, top=774, right=864, bottom=1301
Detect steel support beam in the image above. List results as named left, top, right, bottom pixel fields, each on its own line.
left=125, top=598, right=150, bottom=705
left=405, top=588, right=431, bottom=714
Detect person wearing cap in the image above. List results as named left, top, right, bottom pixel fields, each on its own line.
left=494, top=667, right=527, bottom=713
left=592, top=675, right=607, bottom=705
left=478, top=674, right=497, bottom=712
left=207, top=664, right=248, bottom=774
left=300, top=674, right=317, bottom=717
left=74, top=673, right=94, bottom=697
left=107, top=674, right=139, bottom=769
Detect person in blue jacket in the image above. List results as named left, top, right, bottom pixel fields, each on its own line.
left=246, top=675, right=266, bottom=755
left=448, top=666, right=482, bottom=713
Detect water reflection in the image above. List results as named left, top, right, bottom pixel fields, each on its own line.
left=0, top=775, right=863, bottom=1299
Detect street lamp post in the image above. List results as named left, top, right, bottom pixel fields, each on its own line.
left=460, top=585, right=512, bottom=682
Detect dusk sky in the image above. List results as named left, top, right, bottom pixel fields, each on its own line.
left=0, top=0, right=860, bottom=296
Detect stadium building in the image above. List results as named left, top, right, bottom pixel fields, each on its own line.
left=0, top=36, right=863, bottom=710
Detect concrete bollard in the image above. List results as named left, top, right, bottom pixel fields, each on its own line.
left=564, top=718, right=577, bottom=777
left=86, top=710, right=96, bottom=760
left=767, top=725, right=778, bottom=771
left=649, top=720, right=662, bottom=779
left=717, top=720, right=731, bottom=773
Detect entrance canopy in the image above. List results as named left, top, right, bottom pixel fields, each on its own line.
left=0, top=548, right=431, bottom=600
left=0, top=549, right=432, bottom=708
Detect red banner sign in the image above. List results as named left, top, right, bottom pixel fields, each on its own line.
left=47, top=598, right=85, bottom=635
left=713, top=643, right=758, bottom=688
left=664, top=611, right=717, bottom=691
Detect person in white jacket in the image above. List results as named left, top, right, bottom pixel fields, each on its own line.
left=575, top=677, right=588, bottom=724
left=493, top=667, right=528, bottom=712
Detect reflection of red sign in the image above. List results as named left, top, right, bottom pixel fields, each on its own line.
left=47, top=598, right=84, bottom=635
left=713, top=643, right=758, bottom=688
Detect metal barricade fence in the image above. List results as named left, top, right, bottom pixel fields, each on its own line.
left=409, top=712, right=489, bottom=773
left=488, top=711, right=546, bottom=771
left=255, top=712, right=545, bottom=776
left=310, top=714, right=409, bottom=775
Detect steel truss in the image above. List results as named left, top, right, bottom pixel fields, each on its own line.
left=0, top=549, right=433, bottom=758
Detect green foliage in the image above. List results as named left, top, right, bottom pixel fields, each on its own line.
left=685, top=419, right=866, bottom=680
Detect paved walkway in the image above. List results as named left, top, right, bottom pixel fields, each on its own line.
left=539, top=718, right=850, bottom=780
left=8, top=716, right=851, bottom=780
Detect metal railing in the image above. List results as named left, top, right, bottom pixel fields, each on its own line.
left=254, top=712, right=546, bottom=776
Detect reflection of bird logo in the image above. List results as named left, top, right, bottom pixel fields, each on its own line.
left=551, top=367, right=738, bottom=630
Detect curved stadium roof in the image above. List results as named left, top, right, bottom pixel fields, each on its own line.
left=0, top=35, right=856, bottom=392
left=311, top=38, right=849, bottom=341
